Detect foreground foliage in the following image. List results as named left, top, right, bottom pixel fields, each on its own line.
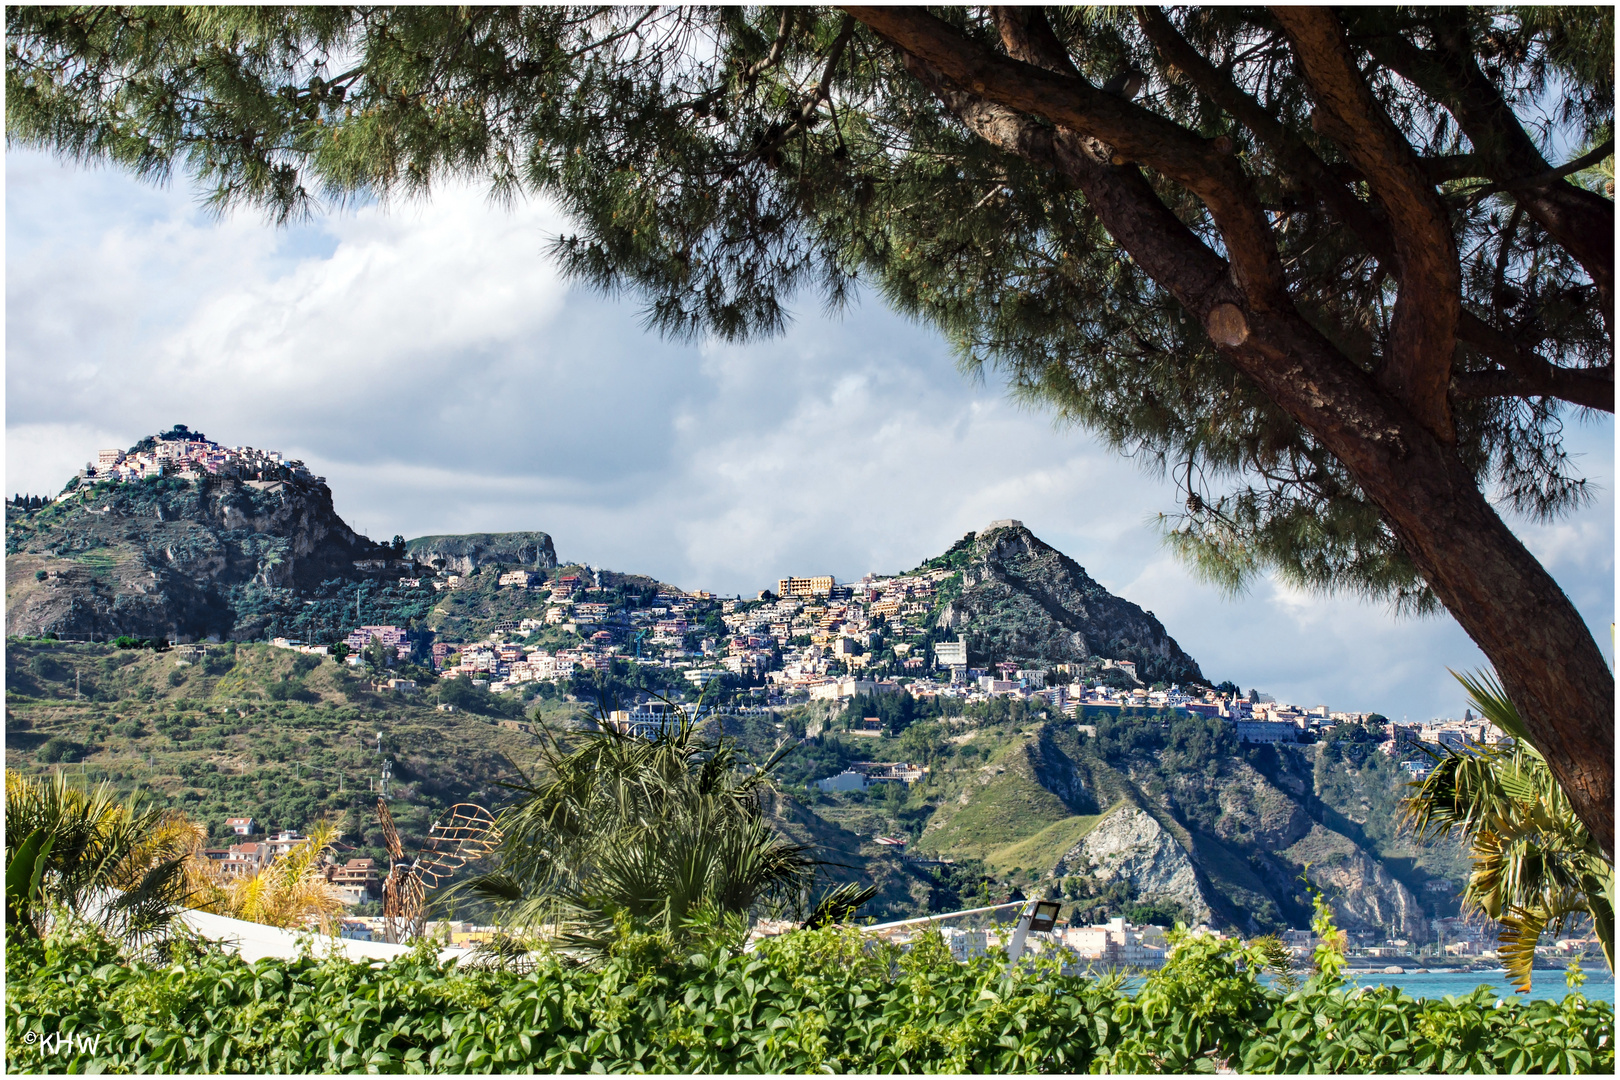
left=3, top=769, right=200, bottom=946
left=6, top=919, right=1610, bottom=1075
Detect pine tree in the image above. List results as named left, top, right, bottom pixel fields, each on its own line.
left=6, top=6, right=1612, bottom=853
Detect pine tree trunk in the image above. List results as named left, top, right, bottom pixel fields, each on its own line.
left=1246, top=318, right=1616, bottom=859
left=1350, top=428, right=1614, bottom=861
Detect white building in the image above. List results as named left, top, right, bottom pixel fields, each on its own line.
left=934, top=636, right=968, bottom=667
left=684, top=669, right=727, bottom=688
left=816, top=769, right=867, bottom=793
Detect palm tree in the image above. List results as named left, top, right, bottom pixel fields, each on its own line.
left=4, top=769, right=201, bottom=946
left=1403, top=671, right=1614, bottom=991
left=469, top=709, right=819, bottom=958
left=194, top=821, right=345, bottom=933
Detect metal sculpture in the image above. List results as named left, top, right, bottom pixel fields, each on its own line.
left=378, top=797, right=500, bottom=943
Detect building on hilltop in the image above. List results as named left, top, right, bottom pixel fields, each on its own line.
left=778, top=575, right=835, bottom=598
left=82, top=431, right=323, bottom=488
left=1234, top=720, right=1299, bottom=744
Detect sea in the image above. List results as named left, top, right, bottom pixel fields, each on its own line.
left=1275, top=966, right=1615, bottom=1006
left=1103, top=966, right=1616, bottom=1005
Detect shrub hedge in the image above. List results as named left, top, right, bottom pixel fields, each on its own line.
left=5, top=923, right=1611, bottom=1074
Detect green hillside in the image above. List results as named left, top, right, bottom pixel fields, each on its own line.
left=4, top=639, right=553, bottom=855
left=7, top=637, right=1468, bottom=935
left=917, top=740, right=1077, bottom=860
left=985, top=809, right=1115, bottom=876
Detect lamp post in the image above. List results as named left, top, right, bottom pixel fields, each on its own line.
left=1004, top=899, right=1063, bottom=973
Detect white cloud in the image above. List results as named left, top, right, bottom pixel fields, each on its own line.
left=6, top=148, right=1612, bottom=723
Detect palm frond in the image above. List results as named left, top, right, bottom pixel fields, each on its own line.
left=1400, top=672, right=1614, bottom=989
left=474, top=711, right=829, bottom=960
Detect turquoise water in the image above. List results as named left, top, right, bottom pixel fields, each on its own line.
left=1337, top=967, right=1614, bottom=1005
left=1107, top=967, right=1615, bottom=1005
left=1251, top=967, right=1615, bottom=1005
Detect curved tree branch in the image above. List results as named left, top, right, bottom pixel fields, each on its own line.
left=1451, top=368, right=1614, bottom=410
left=1457, top=311, right=1615, bottom=412
left=844, top=5, right=1289, bottom=308
left=1134, top=7, right=1398, bottom=267
left=1272, top=7, right=1461, bottom=442
left=1357, top=15, right=1614, bottom=323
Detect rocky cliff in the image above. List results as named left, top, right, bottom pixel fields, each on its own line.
left=405, top=532, right=557, bottom=575
left=911, top=716, right=1447, bottom=939
left=925, top=523, right=1204, bottom=685
left=6, top=473, right=407, bottom=641
left=1055, top=806, right=1214, bottom=925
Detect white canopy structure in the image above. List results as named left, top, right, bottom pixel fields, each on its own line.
left=173, top=908, right=466, bottom=966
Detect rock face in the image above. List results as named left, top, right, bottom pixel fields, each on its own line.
left=929, top=523, right=1204, bottom=684
left=920, top=719, right=1459, bottom=938
left=6, top=475, right=404, bottom=641
left=405, top=532, right=557, bottom=575
left=1057, top=806, right=1215, bottom=924
left=1285, top=825, right=1432, bottom=942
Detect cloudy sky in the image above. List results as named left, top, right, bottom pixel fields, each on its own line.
left=7, top=148, right=1613, bottom=721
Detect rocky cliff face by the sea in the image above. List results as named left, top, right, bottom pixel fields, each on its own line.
left=913, top=717, right=1444, bottom=942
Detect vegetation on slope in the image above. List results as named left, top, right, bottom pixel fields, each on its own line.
left=5, top=641, right=542, bottom=863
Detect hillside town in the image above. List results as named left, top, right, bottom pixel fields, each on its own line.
left=74, top=426, right=323, bottom=488
left=268, top=521, right=1511, bottom=775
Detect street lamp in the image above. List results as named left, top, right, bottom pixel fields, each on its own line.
left=1005, top=899, right=1063, bottom=972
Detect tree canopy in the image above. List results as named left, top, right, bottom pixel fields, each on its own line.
left=7, top=5, right=1612, bottom=853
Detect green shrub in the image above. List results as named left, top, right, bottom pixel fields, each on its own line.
left=265, top=679, right=315, bottom=703
left=34, top=737, right=83, bottom=764
left=27, top=655, right=67, bottom=682
left=3, top=922, right=1610, bottom=1075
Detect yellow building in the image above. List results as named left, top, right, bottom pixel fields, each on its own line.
left=778, top=575, right=835, bottom=598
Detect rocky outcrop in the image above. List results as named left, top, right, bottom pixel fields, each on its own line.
left=1285, top=825, right=1431, bottom=942
left=6, top=474, right=405, bottom=641
left=928, top=523, right=1203, bottom=684
left=405, top=532, right=557, bottom=575
left=1055, top=806, right=1215, bottom=924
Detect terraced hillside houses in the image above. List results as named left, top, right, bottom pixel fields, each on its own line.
left=78, top=427, right=322, bottom=488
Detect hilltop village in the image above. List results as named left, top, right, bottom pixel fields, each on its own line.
left=272, top=527, right=1504, bottom=775
left=75, top=425, right=323, bottom=488
left=10, top=428, right=1498, bottom=769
